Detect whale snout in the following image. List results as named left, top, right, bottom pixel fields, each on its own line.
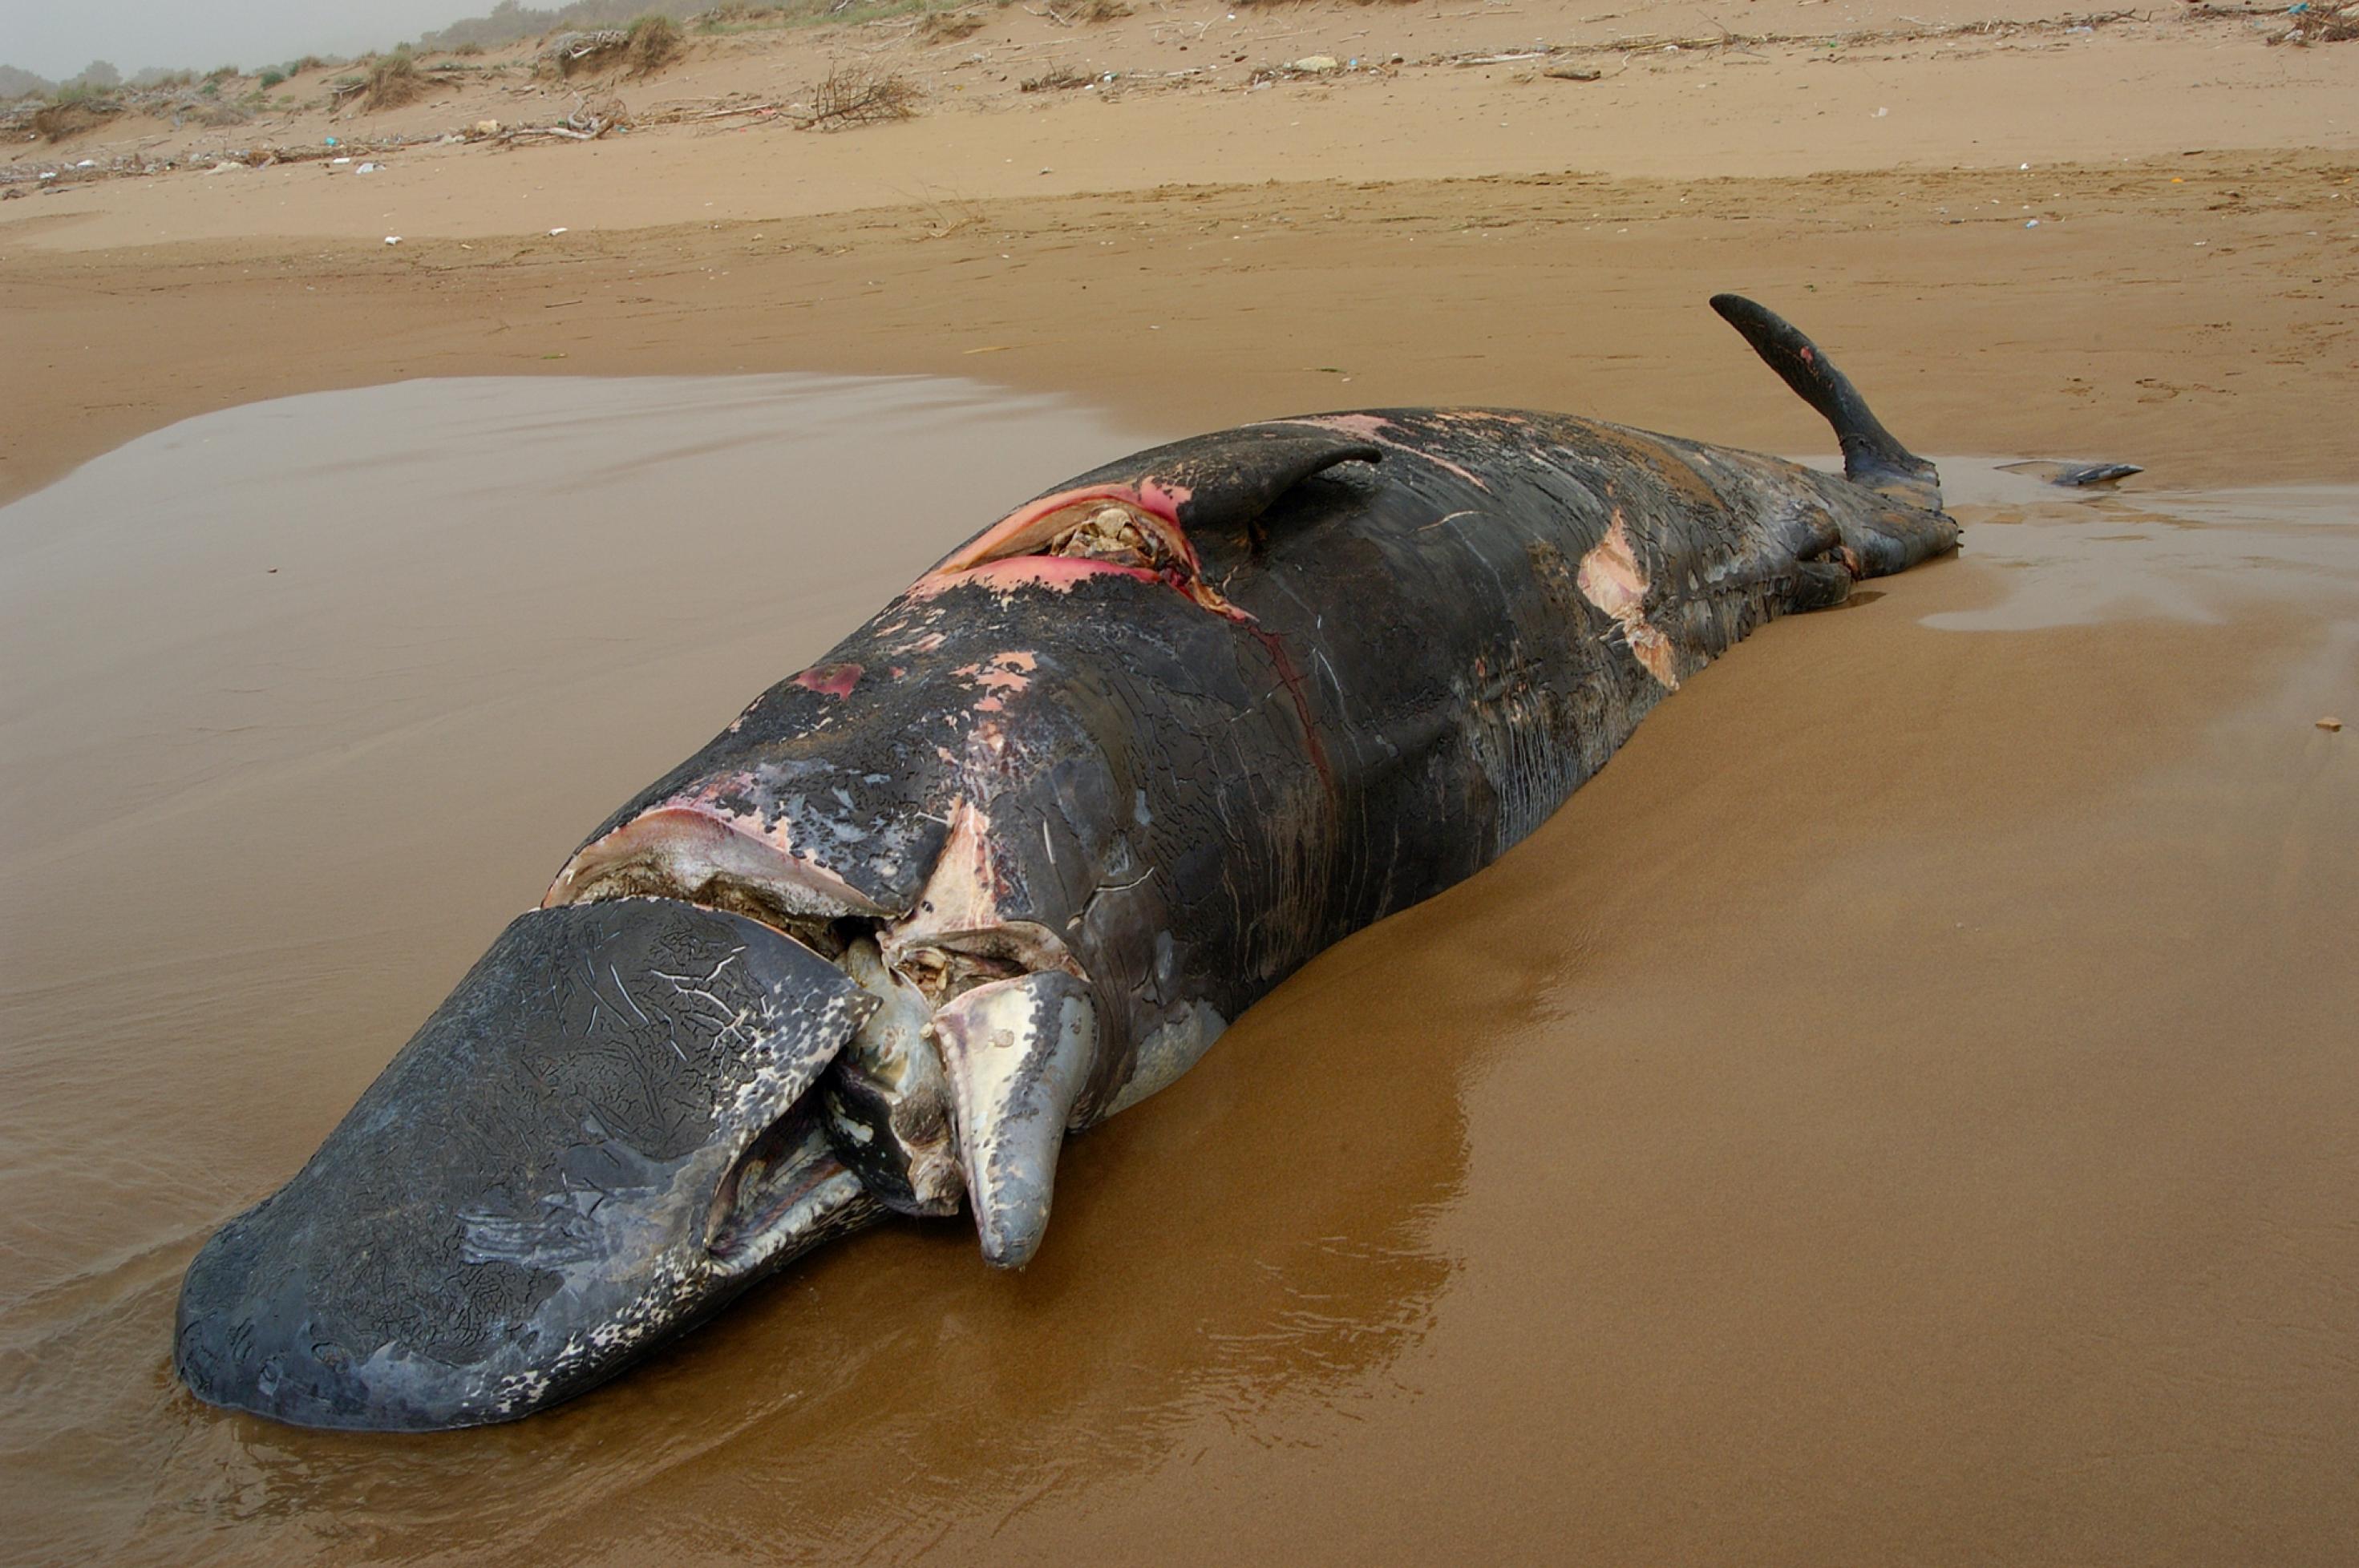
left=172, top=899, right=880, bottom=1431
left=175, top=1205, right=530, bottom=1431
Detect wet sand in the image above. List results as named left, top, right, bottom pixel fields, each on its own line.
left=2, top=371, right=2355, bottom=1564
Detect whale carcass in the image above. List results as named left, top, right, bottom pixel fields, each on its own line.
left=174, top=296, right=1960, bottom=1430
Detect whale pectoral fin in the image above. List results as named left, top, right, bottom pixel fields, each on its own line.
left=1998, top=459, right=2144, bottom=488
left=1789, top=558, right=1855, bottom=613
left=930, top=970, right=1098, bottom=1268
left=1144, top=429, right=1383, bottom=550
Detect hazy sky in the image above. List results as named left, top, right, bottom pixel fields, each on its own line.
left=1, top=0, right=486, bottom=79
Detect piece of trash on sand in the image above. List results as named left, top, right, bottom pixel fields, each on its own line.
left=2320, top=717, right=2345, bottom=732
left=384, top=235, right=402, bottom=245
left=548, top=226, right=569, bottom=236
left=332, top=156, right=351, bottom=165
left=2025, top=218, right=2040, bottom=228
left=1544, top=63, right=1603, bottom=81
left=1292, top=55, right=1341, bottom=72
left=474, top=119, right=502, bottom=137
left=356, top=162, right=379, bottom=174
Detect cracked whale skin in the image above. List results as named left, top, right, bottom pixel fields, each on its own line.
left=174, top=297, right=1960, bottom=1430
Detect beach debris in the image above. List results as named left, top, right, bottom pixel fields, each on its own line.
left=795, top=64, right=920, bottom=127
left=548, top=226, right=569, bottom=235
left=497, top=95, right=631, bottom=142
left=1291, top=55, right=1341, bottom=72
left=356, top=161, right=380, bottom=174
left=472, top=119, right=503, bottom=138
left=1544, top=63, right=1604, bottom=80
left=2320, top=717, right=2345, bottom=732
left=2267, top=0, right=2358, bottom=43
left=384, top=235, right=402, bottom=244
left=543, top=30, right=630, bottom=77
left=533, top=18, right=681, bottom=80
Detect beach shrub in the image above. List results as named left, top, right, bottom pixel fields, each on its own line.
left=363, top=50, right=426, bottom=109
left=625, top=13, right=682, bottom=71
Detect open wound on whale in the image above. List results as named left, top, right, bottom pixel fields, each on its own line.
left=1576, top=511, right=1682, bottom=690
left=546, top=793, right=1095, bottom=1270
left=916, top=479, right=1248, bottom=620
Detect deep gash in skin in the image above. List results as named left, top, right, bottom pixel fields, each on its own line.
left=175, top=297, right=1961, bottom=1431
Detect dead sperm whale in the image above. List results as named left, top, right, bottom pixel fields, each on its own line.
left=174, top=295, right=1961, bottom=1430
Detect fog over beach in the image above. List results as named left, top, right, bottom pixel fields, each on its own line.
left=2, top=0, right=477, bottom=82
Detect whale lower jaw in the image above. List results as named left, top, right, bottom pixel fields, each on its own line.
left=545, top=804, right=1103, bottom=1273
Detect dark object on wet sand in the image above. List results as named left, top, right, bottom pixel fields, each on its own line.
left=1999, top=458, right=2144, bottom=487
left=176, top=295, right=1961, bottom=1430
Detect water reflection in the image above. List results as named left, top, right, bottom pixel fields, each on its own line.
left=1928, top=461, right=2359, bottom=632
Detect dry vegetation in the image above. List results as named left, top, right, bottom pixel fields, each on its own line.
left=1019, top=67, right=1089, bottom=91
left=2273, top=0, right=2358, bottom=42
left=625, top=13, right=684, bottom=71
left=361, top=51, right=427, bottom=110
left=799, top=62, right=919, bottom=127
left=30, top=98, right=123, bottom=141
left=916, top=9, right=988, bottom=43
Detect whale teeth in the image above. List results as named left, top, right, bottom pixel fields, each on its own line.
left=820, top=938, right=965, bottom=1216
left=929, top=969, right=1097, bottom=1268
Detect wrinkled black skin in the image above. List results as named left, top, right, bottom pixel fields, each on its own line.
left=590, top=407, right=1956, bottom=1125
left=176, top=901, right=877, bottom=1429
left=176, top=317, right=1961, bottom=1429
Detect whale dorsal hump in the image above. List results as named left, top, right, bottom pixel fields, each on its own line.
left=1136, top=427, right=1383, bottom=550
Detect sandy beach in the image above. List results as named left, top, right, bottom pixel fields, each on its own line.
left=2, top=2, right=2357, bottom=1562
left=6, top=0, right=2357, bottom=501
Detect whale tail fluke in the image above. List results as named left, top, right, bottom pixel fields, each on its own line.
left=1709, top=293, right=1944, bottom=515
